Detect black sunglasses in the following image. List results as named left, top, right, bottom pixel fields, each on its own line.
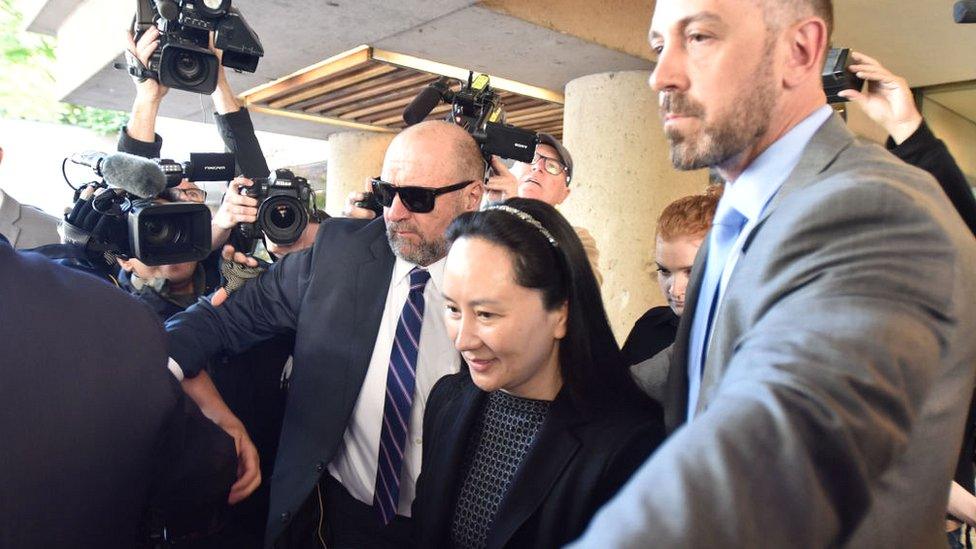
left=370, top=178, right=474, bottom=213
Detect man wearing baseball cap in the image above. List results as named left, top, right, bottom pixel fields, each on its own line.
left=485, top=133, right=603, bottom=284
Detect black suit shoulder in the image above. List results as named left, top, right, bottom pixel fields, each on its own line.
left=0, top=243, right=236, bottom=547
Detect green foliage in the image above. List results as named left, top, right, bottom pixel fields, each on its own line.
left=0, top=0, right=127, bottom=134
left=60, top=105, right=130, bottom=135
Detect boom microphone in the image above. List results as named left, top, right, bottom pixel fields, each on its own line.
left=403, top=77, right=454, bottom=126
left=70, top=151, right=167, bottom=199
left=955, top=0, right=976, bottom=23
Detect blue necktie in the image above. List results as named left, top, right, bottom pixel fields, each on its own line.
left=373, top=267, right=430, bottom=524
left=686, top=204, right=747, bottom=419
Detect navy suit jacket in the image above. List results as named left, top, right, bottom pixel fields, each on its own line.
left=0, top=235, right=235, bottom=548
left=166, top=217, right=398, bottom=547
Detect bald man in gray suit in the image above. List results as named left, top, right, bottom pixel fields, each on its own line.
left=0, top=147, right=60, bottom=249
left=573, top=0, right=976, bottom=547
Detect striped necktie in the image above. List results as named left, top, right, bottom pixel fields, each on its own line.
left=373, top=267, right=430, bottom=524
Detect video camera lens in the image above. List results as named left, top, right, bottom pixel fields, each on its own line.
left=160, top=44, right=217, bottom=91
left=143, top=217, right=186, bottom=247
left=175, top=51, right=205, bottom=82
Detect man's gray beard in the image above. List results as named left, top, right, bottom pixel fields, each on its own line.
left=665, top=45, right=777, bottom=171
left=387, top=227, right=449, bottom=266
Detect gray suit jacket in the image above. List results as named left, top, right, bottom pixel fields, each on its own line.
left=574, top=113, right=976, bottom=548
left=0, top=189, right=60, bottom=249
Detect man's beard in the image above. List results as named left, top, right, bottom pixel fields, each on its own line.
left=660, top=44, right=778, bottom=171
left=385, top=201, right=462, bottom=266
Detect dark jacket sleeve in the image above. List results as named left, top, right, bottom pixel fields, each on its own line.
left=888, top=121, right=976, bottom=237
left=165, top=242, right=315, bottom=378
left=117, top=125, right=163, bottom=158
left=149, top=380, right=237, bottom=539
left=214, top=108, right=271, bottom=179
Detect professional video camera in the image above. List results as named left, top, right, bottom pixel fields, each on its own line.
left=125, top=0, right=264, bottom=94
left=403, top=72, right=538, bottom=163
left=235, top=168, right=315, bottom=254
left=62, top=151, right=235, bottom=266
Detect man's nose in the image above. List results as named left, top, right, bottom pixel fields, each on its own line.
left=649, top=42, right=689, bottom=93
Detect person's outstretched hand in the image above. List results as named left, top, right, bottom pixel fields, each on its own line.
left=838, top=51, right=922, bottom=145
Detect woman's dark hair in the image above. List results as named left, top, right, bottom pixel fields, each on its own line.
left=445, top=198, right=651, bottom=411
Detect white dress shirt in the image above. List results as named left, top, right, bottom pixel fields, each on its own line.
left=328, top=255, right=460, bottom=516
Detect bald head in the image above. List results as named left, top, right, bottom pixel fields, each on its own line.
left=380, top=120, right=485, bottom=266
left=384, top=120, right=485, bottom=184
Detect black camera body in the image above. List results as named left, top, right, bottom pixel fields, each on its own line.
left=451, top=74, right=538, bottom=164
left=61, top=150, right=223, bottom=267
left=128, top=199, right=212, bottom=266
left=237, top=169, right=313, bottom=252
left=157, top=151, right=236, bottom=187
left=404, top=73, right=538, bottom=163
left=822, top=47, right=865, bottom=104
left=132, top=0, right=263, bottom=94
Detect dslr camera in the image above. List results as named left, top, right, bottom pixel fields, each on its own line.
left=62, top=151, right=235, bottom=266
left=236, top=169, right=314, bottom=253
left=128, top=0, right=263, bottom=94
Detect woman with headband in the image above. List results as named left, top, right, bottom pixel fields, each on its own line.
left=411, top=198, right=665, bottom=548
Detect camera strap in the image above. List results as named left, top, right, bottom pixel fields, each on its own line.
left=114, top=50, right=152, bottom=83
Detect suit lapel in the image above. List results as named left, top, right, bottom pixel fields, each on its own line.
left=342, top=223, right=397, bottom=408
left=695, top=113, right=854, bottom=411
left=0, top=192, right=22, bottom=247
left=754, top=114, right=854, bottom=232
left=487, top=394, right=582, bottom=549
left=423, top=378, right=485, bottom=544
left=664, top=237, right=709, bottom=432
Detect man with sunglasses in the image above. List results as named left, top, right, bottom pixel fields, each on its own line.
left=164, top=120, right=485, bottom=548
left=346, top=132, right=603, bottom=283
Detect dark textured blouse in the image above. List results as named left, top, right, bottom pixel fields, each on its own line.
left=450, top=390, right=551, bottom=549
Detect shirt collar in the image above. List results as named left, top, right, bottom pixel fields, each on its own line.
left=392, top=255, right=446, bottom=295
left=722, top=105, right=833, bottom=222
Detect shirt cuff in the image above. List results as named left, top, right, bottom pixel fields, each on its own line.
left=167, top=357, right=185, bottom=381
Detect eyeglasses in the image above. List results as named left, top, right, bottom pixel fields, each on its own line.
left=370, top=178, right=474, bottom=213
left=162, top=187, right=207, bottom=203
left=528, top=153, right=567, bottom=177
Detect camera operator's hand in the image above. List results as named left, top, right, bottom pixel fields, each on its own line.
left=212, top=177, right=259, bottom=250
left=838, top=51, right=923, bottom=146
left=343, top=191, right=378, bottom=220
left=126, top=27, right=168, bottom=144
left=485, top=155, right=518, bottom=203
left=126, top=27, right=169, bottom=105
left=180, top=371, right=261, bottom=505
left=211, top=244, right=262, bottom=307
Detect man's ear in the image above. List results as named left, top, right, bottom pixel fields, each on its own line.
left=783, top=17, right=829, bottom=88
left=465, top=179, right=484, bottom=211
left=0, top=146, right=4, bottom=166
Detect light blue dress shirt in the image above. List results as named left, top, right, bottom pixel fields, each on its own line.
left=686, top=105, right=834, bottom=419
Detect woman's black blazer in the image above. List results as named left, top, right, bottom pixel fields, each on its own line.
left=412, top=372, right=665, bottom=548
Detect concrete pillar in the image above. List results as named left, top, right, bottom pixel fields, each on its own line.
left=560, top=70, right=708, bottom=343
left=325, top=131, right=395, bottom=217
